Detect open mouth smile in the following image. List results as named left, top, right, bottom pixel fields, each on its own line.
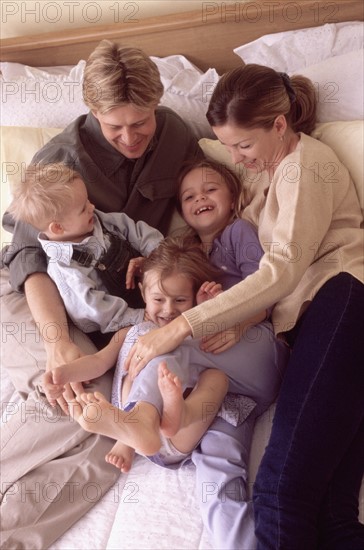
left=195, top=206, right=213, bottom=215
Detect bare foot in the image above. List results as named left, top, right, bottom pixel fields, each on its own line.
left=158, top=362, right=184, bottom=437
left=66, top=391, right=161, bottom=456
left=106, top=441, right=135, bottom=473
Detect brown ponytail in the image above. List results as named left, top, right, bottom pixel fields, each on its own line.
left=207, top=64, right=317, bottom=135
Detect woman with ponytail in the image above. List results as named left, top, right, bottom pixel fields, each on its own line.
left=126, top=64, right=364, bottom=549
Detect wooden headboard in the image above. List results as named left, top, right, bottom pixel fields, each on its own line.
left=0, top=0, right=363, bottom=73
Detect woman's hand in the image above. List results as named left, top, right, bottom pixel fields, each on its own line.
left=200, top=311, right=267, bottom=354
left=200, top=324, right=241, bottom=353
left=124, top=315, right=192, bottom=378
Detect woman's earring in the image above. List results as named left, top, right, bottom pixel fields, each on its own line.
left=280, top=134, right=285, bottom=142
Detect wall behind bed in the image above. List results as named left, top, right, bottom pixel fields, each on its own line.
left=2, top=0, right=240, bottom=38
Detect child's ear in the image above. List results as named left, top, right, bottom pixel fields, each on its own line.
left=48, top=221, right=65, bottom=237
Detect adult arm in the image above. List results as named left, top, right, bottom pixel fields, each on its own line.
left=25, top=272, right=88, bottom=413
left=125, top=154, right=337, bottom=369
left=2, top=213, right=48, bottom=290
left=24, top=273, right=83, bottom=369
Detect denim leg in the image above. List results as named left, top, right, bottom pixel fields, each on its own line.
left=318, top=416, right=364, bottom=549
left=253, top=273, right=364, bottom=550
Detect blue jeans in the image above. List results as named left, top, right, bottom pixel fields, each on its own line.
left=253, top=273, right=364, bottom=549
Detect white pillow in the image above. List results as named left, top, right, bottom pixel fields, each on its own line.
left=199, top=120, right=364, bottom=219
left=233, top=21, right=364, bottom=73
left=0, top=126, right=63, bottom=247
left=151, top=55, right=218, bottom=139
left=0, top=61, right=89, bottom=128
left=311, top=120, right=364, bottom=215
left=0, top=55, right=219, bottom=139
left=291, top=50, right=364, bottom=122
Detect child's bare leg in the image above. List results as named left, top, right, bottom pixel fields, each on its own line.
left=66, top=391, right=161, bottom=456
left=105, top=373, right=135, bottom=472
left=106, top=441, right=135, bottom=473
left=163, top=366, right=228, bottom=454
left=157, top=361, right=184, bottom=437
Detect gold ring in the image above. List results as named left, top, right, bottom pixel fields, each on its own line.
left=136, top=355, right=143, bottom=361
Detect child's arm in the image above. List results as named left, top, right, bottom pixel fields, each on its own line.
left=42, top=327, right=128, bottom=406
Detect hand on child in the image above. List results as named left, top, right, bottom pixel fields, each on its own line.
left=196, top=281, right=223, bottom=304
left=42, top=365, right=90, bottom=414
left=42, top=368, right=66, bottom=408
left=43, top=340, right=88, bottom=413
left=200, top=324, right=241, bottom=354
left=199, top=313, right=266, bottom=354
left=124, top=316, right=192, bottom=379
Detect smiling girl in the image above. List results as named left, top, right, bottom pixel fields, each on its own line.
left=49, top=159, right=289, bottom=549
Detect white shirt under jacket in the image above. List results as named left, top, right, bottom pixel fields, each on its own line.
left=38, top=210, right=163, bottom=333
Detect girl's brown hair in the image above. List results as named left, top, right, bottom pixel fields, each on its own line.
left=141, top=236, right=221, bottom=297
left=206, top=64, right=317, bottom=135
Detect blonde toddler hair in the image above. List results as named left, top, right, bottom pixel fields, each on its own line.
left=8, top=163, right=82, bottom=231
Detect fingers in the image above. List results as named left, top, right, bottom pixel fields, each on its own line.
left=125, top=262, right=136, bottom=289
left=57, top=383, right=83, bottom=415
left=42, top=370, right=65, bottom=407
left=129, top=360, right=146, bottom=379
left=56, top=395, right=71, bottom=415
left=70, top=381, right=87, bottom=396
left=209, top=282, right=223, bottom=297
left=124, top=342, right=149, bottom=379
left=126, top=257, right=144, bottom=289
left=42, top=373, right=88, bottom=414
left=196, top=281, right=223, bottom=304
left=128, top=349, right=145, bottom=379
left=200, top=331, right=238, bottom=353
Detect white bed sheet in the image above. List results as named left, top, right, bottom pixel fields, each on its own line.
left=1, top=19, right=363, bottom=545
left=49, top=456, right=213, bottom=550
left=0, top=365, right=214, bottom=550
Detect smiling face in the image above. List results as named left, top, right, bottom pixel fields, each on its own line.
left=140, top=269, right=195, bottom=327
left=179, top=167, right=234, bottom=242
left=52, top=178, right=95, bottom=242
left=212, top=116, right=287, bottom=176
left=93, top=103, right=157, bottom=159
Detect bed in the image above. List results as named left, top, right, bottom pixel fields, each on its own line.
left=1, top=1, right=363, bottom=548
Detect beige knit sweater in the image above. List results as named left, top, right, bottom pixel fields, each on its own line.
left=183, top=133, right=364, bottom=337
